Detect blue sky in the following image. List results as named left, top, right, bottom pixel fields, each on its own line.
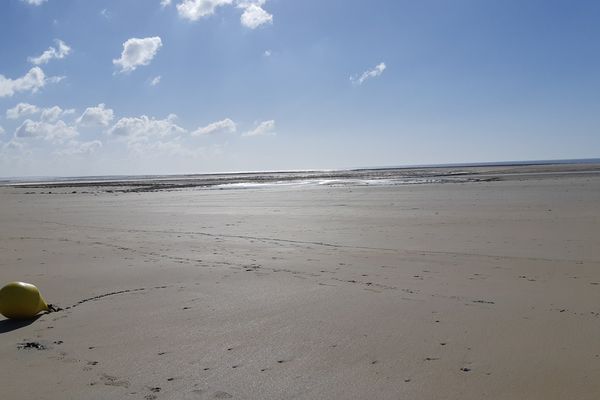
left=0, top=0, right=599, bottom=177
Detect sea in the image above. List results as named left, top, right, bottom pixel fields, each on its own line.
left=1, top=158, right=599, bottom=190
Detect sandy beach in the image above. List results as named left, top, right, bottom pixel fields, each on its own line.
left=1, top=164, right=599, bottom=399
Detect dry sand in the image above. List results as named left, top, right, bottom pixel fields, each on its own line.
left=0, top=166, right=599, bottom=399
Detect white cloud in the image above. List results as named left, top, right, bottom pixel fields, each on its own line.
left=351, top=62, right=387, bottom=85
left=0, top=125, right=4, bottom=136
left=108, top=114, right=186, bottom=143
left=0, top=67, right=61, bottom=98
left=175, top=0, right=273, bottom=28
left=239, top=2, right=272, bottom=29
left=113, top=37, right=163, bottom=73
left=6, top=103, right=73, bottom=122
left=100, top=8, right=110, bottom=19
left=191, top=118, right=236, bottom=136
left=55, top=140, right=103, bottom=156
left=6, top=103, right=40, bottom=119
left=242, top=119, right=275, bottom=137
left=41, top=106, right=64, bottom=122
left=76, top=103, right=114, bottom=127
left=160, top=0, right=172, bottom=7
left=21, top=0, right=46, bottom=5
left=41, top=106, right=74, bottom=122
left=150, top=75, right=162, bottom=86
left=2, top=139, right=25, bottom=151
left=264, top=49, right=272, bottom=57
left=15, top=119, right=78, bottom=142
left=176, top=0, right=233, bottom=20
left=48, top=75, right=65, bottom=84
left=28, top=39, right=71, bottom=65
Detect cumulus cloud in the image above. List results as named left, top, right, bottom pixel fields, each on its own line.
left=351, top=62, right=386, bottom=85
left=55, top=140, right=103, bottom=156
left=176, top=0, right=271, bottom=27
left=264, top=49, right=272, bottom=57
left=242, top=119, right=275, bottom=137
left=41, top=106, right=64, bottom=122
left=191, top=118, right=236, bottom=136
left=238, top=1, right=272, bottom=29
left=0, top=67, right=62, bottom=97
left=108, top=114, right=186, bottom=143
left=113, top=37, right=163, bottom=73
left=76, top=103, right=114, bottom=127
left=176, top=0, right=233, bottom=20
left=2, top=139, right=25, bottom=151
left=20, top=0, right=46, bottom=5
left=15, top=119, right=78, bottom=142
left=161, top=0, right=173, bottom=7
left=28, top=39, right=71, bottom=65
left=150, top=76, right=162, bottom=86
left=6, top=103, right=73, bottom=121
left=6, top=103, right=40, bottom=119
left=41, top=105, right=75, bottom=122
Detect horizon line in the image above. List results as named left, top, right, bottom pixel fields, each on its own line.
left=1, top=157, right=599, bottom=182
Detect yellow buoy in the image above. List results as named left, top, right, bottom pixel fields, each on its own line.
left=0, top=282, right=49, bottom=319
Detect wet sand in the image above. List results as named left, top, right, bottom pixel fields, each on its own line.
left=0, top=166, right=599, bottom=399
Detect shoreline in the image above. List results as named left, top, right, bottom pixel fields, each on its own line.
left=2, top=162, right=600, bottom=193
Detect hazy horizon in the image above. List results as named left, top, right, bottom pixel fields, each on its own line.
left=2, top=157, right=599, bottom=182
left=2, top=0, right=600, bottom=176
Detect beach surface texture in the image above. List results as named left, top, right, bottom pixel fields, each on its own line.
left=0, top=163, right=599, bottom=399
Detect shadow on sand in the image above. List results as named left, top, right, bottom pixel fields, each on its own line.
left=0, top=315, right=41, bottom=334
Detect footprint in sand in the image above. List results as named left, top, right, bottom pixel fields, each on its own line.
left=213, top=391, right=233, bottom=399
left=17, top=341, right=47, bottom=350
left=100, top=373, right=130, bottom=388
left=82, top=360, right=99, bottom=372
